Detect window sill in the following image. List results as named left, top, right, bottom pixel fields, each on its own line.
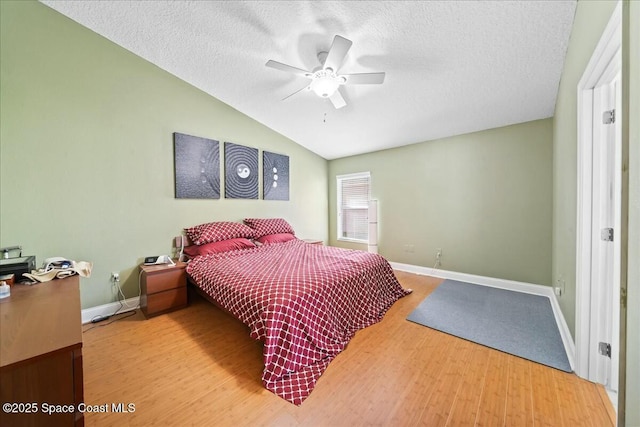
left=337, top=238, right=368, bottom=244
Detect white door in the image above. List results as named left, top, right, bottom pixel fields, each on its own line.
left=589, top=71, right=621, bottom=393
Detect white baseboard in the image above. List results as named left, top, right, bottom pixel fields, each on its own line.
left=607, top=389, right=618, bottom=412
left=390, top=262, right=576, bottom=371
left=81, top=297, right=140, bottom=324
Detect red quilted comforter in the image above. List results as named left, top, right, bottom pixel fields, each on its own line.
left=186, top=239, right=411, bottom=405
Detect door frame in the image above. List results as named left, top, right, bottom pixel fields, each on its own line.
left=575, top=0, right=621, bottom=383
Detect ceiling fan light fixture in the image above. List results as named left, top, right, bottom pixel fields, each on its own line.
left=266, top=35, right=385, bottom=108
left=310, top=75, right=339, bottom=98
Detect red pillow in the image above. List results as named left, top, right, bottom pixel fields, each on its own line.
left=184, top=221, right=254, bottom=245
left=257, top=233, right=296, bottom=245
left=243, top=218, right=295, bottom=239
left=184, top=238, right=255, bottom=257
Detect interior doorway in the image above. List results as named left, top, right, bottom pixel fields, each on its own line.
left=575, top=0, right=621, bottom=408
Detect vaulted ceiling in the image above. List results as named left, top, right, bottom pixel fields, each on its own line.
left=41, top=1, right=576, bottom=160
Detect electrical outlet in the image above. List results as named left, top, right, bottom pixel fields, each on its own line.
left=554, top=275, right=564, bottom=297
left=111, top=272, right=120, bottom=282
left=434, top=248, right=442, bottom=267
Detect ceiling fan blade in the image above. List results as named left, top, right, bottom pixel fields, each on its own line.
left=342, top=72, right=386, bottom=85
left=323, top=35, right=352, bottom=72
left=266, top=60, right=311, bottom=77
left=281, top=84, right=309, bottom=101
left=329, top=88, right=347, bottom=109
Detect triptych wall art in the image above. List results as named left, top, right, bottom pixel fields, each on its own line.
left=173, top=132, right=289, bottom=201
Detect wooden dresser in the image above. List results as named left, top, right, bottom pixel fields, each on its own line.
left=0, top=275, right=84, bottom=427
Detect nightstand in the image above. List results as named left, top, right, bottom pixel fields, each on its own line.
left=302, top=239, right=323, bottom=245
left=139, top=261, right=187, bottom=318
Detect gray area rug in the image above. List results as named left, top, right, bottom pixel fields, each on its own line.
left=407, top=279, right=571, bottom=372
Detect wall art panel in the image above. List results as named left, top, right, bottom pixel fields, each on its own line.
left=174, top=132, right=220, bottom=199
left=263, top=151, right=290, bottom=201
left=224, top=142, right=258, bottom=199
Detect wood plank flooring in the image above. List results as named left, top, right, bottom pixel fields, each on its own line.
left=81, top=271, right=614, bottom=426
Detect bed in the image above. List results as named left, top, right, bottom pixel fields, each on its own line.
left=183, top=219, right=411, bottom=405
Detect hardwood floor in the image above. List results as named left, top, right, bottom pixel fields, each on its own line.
left=81, top=271, right=614, bottom=426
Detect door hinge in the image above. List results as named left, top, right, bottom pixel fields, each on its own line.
left=621, top=287, right=627, bottom=309
left=603, top=109, right=615, bottom=124
left=601, top=227, right=614, bottom=242
left=598, top=342, right=612, bottom=358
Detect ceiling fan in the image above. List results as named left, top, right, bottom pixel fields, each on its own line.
left=265, top=35, right=385, bottom=109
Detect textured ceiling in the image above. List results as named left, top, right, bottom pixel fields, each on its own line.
left=41, top=1, right=576, bottom=160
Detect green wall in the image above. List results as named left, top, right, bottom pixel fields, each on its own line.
left=329, top=118, right=553, bottom=286
left=0, top=1, right=328, bottom=309
left=551, top=0, right=618, bottom=338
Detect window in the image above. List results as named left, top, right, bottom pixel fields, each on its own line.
left=337, top=172, right=370, bottom=243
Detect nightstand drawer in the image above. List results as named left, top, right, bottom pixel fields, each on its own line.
left=139, top=261, right=188, bottom=318
left=144, top=288, right=187, bottom=317
left=142, top=268, right=186, bottom=294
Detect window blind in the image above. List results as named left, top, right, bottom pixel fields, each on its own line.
left=337, top=172, right=370, bottom=242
